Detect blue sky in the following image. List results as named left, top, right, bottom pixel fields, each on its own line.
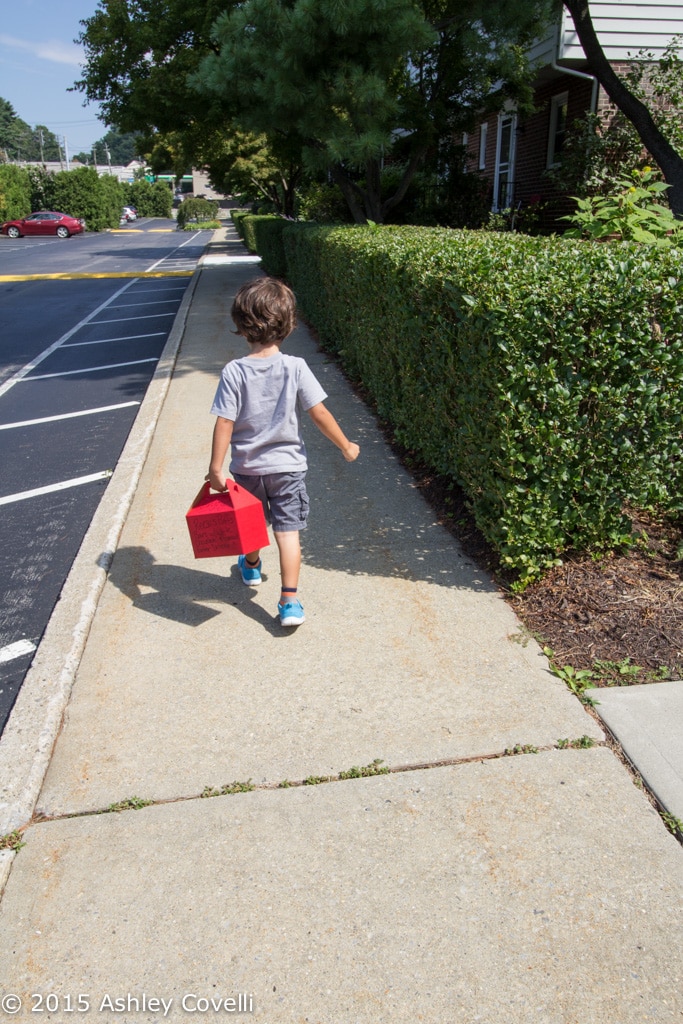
left=0, top=0, right=106, bottom=156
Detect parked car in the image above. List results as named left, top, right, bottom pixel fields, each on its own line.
left=121, top=206, right=137, bottom=222
left=1, top=211, right=85, bottom=238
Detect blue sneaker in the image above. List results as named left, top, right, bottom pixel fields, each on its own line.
left=278, top=600, right=305, bottom=627
left=237, top=554, right=262, bottom=586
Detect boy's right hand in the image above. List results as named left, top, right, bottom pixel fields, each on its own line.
left=343, top=443, right=360, bottom=462
left=206, top=469, right=227, bottom=491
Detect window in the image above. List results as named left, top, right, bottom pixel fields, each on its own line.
left=547, top=92, right=568, bottom=168
left=493, top=112, right=517, bottom=211
left=478, top=123, right=488, bottom=170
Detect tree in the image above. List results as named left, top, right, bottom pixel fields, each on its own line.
left=74, top=0, right=556, bottom=223
left=74, top=0, right=235, bottom=136
left=0, top=98, right=61, bottom=162
left=195, top=0, right=554, bottom=222
left=75, top=130, right=143, bottom=166
left=562, top=0, right=683, bottom=216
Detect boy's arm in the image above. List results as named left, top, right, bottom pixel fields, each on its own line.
left=307, top=402, right=360, bottom=462
left=207, top=416, right=234, bottom=490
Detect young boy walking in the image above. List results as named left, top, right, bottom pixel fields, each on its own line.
left=207, top=277, right=360, bottom=627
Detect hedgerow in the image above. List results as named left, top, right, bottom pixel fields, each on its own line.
left=237, top=214, right=289, bottom=276
left=282, top=224, right=683, bottom=584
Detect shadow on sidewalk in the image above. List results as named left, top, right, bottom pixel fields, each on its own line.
left=106, top=546, right=288, bottom=635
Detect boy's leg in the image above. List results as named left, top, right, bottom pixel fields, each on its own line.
left=273, top=530, right=300, bottom=605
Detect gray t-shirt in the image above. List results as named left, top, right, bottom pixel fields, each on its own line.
left=210, top=352, right=327, bottom=474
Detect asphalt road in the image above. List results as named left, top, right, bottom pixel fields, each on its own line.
left=0, top=217, right=211, bottom=733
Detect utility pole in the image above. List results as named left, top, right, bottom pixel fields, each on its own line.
left=105, top=146, right=112, bottom=174
left=92, top=146, right=98, bottom=172
left=39, top=129, right=45, bottom=164
left=64, top=136, right=70, bottom=170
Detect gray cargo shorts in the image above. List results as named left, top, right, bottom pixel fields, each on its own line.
left=232, top=471, right=310, bottom=533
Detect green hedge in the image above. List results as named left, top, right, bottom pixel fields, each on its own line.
left=237, top=214, right=289, bottom=276
left=230, top=209, right=249, bottom=238
left=282, top=224, right=683, bottom=584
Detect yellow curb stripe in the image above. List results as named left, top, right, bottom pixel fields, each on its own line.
left=0, top=270, right=194, bottom=283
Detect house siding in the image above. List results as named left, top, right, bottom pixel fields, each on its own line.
left=560, top=1, right=683, bottom=61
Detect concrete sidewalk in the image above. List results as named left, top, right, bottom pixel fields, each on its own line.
left=0, top=226, right=681, bottom=1023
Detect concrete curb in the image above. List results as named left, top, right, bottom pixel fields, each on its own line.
left=0, top=264, right=201, bottom=865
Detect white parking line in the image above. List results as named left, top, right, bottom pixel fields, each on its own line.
left=0, top=471, right=112, bottom=506
left=0, top=401, right=140, bottom=431
left=90, top=313, right=176, bottom=324
left=145, top=231, right=202, bottom=272
left=110, top=300, right=179, bottom=308
left=0, top=639, right=37, bottom=665
left=0, top=279, right=138, bottom=398
left=63, top=332, right=165, bottom=348
left=18, top=358, right=158, bottom=382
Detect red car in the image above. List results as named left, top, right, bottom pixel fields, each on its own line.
left=1, top=211, right=85, bottom=239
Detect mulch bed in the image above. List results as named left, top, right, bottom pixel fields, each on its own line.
left=407, top=460, right=683, bottom=686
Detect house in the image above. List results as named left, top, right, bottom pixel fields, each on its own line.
left=464, top=1, right=683, bottom=227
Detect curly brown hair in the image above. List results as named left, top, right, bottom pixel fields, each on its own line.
left=231, top=277, right=297, bottom=345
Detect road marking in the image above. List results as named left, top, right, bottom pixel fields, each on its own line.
left=19, top=358, right=158, bottom=382
left=90, top=312, right=176, bottom=324
left=108, top=300, right=179, bottom=308
left=202, top=255, right=261, bottom=264
left=0, top=639, right=37, bottom=665
left=0, top=471, right=112, bottom=506
left=0, top=401, right=140, bottom=431
left=0, top=271, right=194, bottom=282
left=0, top=279, right=140, bottom=397
left=63, top=332, right=166, bottom=348
left=146, top=230, right=203, bottom=272
left=63, top=335, right=166, bottom=352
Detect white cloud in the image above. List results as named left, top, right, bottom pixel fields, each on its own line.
left=0, top=33, right=82, bottom=67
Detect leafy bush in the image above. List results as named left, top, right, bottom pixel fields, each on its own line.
left=176, top=197, right=219, bottom=228
left=296, top=182, right=353, bottom=223
left=125, top=179, right=173, bottom=217
left=282, top=223, right=683, bottom=584
left=239, top=214, right=289, bottom=275
left=231, top=209, right=249, bottom=238
left=0, top=164, right=31, bottom=220
left=562, top=166, right=683, bottom=245
left=49, top=166, right=125, bottom=230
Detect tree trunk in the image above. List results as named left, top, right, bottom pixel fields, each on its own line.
left=381, top=143, right=428, bottom=219
left=564, top=0, right=683, bottom=216
left=329, top=164, right=370, bottom=224
left=364, top=158, right=384, bottom=222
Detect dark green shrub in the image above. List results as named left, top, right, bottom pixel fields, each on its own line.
left=296, top=182, right=351, bottom=223
left=283, top=223, right=683, bottom=584
left=240, top=214, right=289, bottom=275
left=176, top=197, right=219, bottom=228
left=125, top=179, right=173, bottom=217
left=50, top=166, right=125, bottom=230
left=231, top=209, right=249, bottom=238
left=0, top=164, right=31, bottom=220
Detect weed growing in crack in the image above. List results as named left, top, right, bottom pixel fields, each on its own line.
left=338, top=759, right=389, bottom=779
left=201, top=781, right=255, bottom=798
left=557, top=736, right=596, bottom=749
left=0, top=830, right=25, bottom=851
left=661, top=812, right=683, bottom=838
left=107, top=797, right=152, bottom=812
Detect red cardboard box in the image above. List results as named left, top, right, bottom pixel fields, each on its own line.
left=186, top=480, right=269, bottom=558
